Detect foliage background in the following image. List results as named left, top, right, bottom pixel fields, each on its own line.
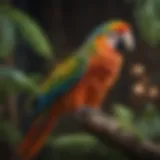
left=0, top=0, right=160, bottom=160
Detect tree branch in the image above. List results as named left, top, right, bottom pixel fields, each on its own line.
left=76, top=109, right=160, bottom=160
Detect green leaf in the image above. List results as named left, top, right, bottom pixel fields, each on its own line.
left=135, top=0, right=160, bottom=47
left=47, top=134, right=129, bottom=160
left=0, top=120, right=22, bottom=145
left=49, top=133, right=102, bottom=157
left=135, top=104, right=160, bottom=141
left=135, top=0, right=147, bottom=10
left=0, top=14, right=15, bottom=58
left=142, top=103, right=157, bottom=120
left=49, top=133, right=98, bottom=150
left=0, top=67, right=40, bottom=95
left=5, top=7, right=54, bottom=59
left=113, top=104, right=134, bottom=123
left=27, top=73, right=43, bottom=84
left=136, top=117, right=160, bottom=141
left=112, top=104, right=144, bottom=139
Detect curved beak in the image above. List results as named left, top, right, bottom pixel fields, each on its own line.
left=122, top=31, right=135, bottom=52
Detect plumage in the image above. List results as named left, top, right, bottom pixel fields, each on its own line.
left=33, top=55, right=88, bottom=115
left=17, top=19, right=135, bottom=160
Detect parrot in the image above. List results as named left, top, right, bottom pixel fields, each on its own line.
left=17, top=19, right=135, bottom=160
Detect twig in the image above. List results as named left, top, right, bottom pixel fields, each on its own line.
left=76, top=109, right=160, bottom=160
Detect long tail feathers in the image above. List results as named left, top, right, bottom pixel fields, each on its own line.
left=19, top=114, right=45, bottom=153
left=18, top=105, right=62, bottom=160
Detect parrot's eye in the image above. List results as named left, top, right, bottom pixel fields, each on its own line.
left=116, top=38, right=125, bottom=53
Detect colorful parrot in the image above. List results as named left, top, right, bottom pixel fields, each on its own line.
left=17, top=20, right=135, bottom=160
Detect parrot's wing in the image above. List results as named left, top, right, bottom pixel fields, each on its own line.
left=20, top=55, right=88, bottom=157
left=33, top=55, right=87, bottom=114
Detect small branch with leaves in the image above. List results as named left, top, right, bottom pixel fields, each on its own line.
left=76, top=108, right=160, bottom=160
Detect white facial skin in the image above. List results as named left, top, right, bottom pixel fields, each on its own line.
left=106, top=30, right=135, bottom=52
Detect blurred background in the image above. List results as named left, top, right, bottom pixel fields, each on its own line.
left=0, top=0, right=160, bottom=160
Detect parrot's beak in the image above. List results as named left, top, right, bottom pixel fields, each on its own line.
left=116, top=31, right=135, bottom=54
left=122, top=31, right=135, bottom=52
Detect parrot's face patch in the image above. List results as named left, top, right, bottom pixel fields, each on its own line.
left=105, top=20, right=135, bottom=54
left=106, top=30, right=135, bottom=54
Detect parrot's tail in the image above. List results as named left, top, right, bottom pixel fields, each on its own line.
left=17, top=105, right=62, bottom=160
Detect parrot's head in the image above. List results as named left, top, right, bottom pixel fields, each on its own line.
left=89, top=20, right=135, bottom=54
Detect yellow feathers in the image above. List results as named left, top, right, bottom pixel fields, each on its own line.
left=40, top=56, right=80, bottom=92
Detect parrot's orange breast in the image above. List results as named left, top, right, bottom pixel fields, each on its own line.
left=60, top=50, right=123, bottom=112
